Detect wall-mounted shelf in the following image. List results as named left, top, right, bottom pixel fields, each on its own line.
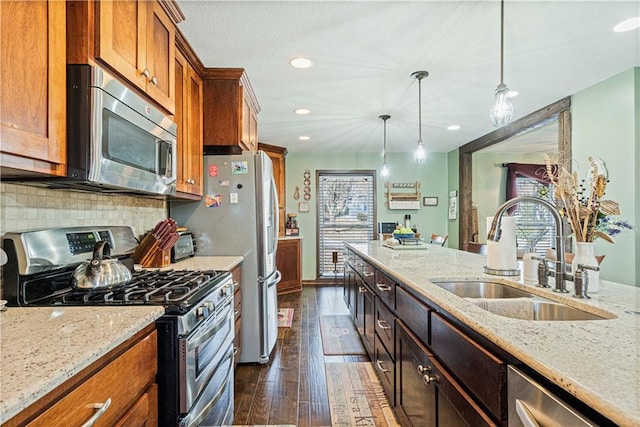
left=386, top=182, right=421, bottom=210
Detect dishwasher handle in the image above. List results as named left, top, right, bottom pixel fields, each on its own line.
left=515, top=399, right=540, bottom=427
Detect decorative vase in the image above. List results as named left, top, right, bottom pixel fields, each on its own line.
left=572, top=242, right=600, bottom=293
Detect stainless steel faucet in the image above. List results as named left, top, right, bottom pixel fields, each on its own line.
left=487, top=196, right=570, bottom=293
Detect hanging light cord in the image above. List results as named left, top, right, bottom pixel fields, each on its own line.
left=383, top=118, right=387, bottom=161
left=418, top=76, right=423, bottom=143
left=499, top=0, right=505, bottom=85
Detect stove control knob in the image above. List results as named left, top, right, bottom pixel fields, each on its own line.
left=196, top=306, right=205, bottom=319
left=205, top=302, right=215, bottom=311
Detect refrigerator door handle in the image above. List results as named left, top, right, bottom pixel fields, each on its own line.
left=268, top=270, right=282, bottom=288
left=270, top=176, right=279, bottom=255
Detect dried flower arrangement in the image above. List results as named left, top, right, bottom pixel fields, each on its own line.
left=543, top=154, right=633, bottom=243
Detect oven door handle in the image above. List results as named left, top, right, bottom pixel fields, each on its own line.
left=187, top=303, right=232, bottom=351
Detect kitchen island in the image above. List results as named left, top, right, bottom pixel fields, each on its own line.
left=346, top=241, right=640, bottom=426
left=0, top=306, right=164, bottom=424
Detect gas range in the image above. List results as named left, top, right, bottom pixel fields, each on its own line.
left=1, top=226, right=232, bottom=333
left=1, top=226, right=237, bottom=425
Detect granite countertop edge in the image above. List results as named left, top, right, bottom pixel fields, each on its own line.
left=346, top=241, right=640, bottom=427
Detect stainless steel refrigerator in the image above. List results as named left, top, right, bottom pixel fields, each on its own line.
left=170, top=151, right=280, bottom=364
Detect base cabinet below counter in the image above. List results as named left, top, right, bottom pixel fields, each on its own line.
left=6, top=325, right=158, bottom=427
left=276, top=237, right=302, bottom=295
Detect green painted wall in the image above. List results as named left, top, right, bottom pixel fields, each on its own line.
left=286, top=151, right=449, bottom=280
left=571, top=67, right=639, bottom=286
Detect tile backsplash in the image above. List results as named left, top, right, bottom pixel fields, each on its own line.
left=0, top=183, right=167, bottom=238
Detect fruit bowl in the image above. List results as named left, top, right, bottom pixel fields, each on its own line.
left=392, top=233, right=416, bottom=241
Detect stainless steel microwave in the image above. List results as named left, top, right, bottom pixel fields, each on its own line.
left=11, top=64, right=177, bottom=196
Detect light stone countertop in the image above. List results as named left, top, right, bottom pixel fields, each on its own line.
left=0, top=306, right=164, bottom=424
left=347, top=241, right=640, bottom=427
left=166, top=255, right=244, bottom=271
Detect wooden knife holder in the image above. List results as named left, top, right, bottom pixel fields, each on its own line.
left=133, top=233, right=171, bottom=268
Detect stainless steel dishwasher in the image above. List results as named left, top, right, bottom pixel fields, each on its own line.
left=508, top=366, right=597, bottom=426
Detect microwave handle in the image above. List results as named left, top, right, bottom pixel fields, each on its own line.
left=156, top=138, right=173, bottom=179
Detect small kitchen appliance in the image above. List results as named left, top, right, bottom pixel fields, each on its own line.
left=1, top=226, right=233, bottom=426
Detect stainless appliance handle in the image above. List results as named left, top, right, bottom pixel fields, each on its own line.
left=270, top=176, right=279, bottom=255
left=515, top=399, right=541, bottom=427
left=188, top=302, right=232, bottom=350
left=80, top=397, right=111, bottom=427
left=268, top=270, right=282, bottom=288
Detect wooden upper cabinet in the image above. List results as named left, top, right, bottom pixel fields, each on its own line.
left=175, top=45, right=203, bottom=198
left=0, top=0, right=67, bottom=177
left=68, top=0, right=177, bottom=114
left=202, top=68, right=260, bottom=154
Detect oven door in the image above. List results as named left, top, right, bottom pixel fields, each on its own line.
left=179, top=343, right=234, bottom=427
left=179, top=299, right=234, bottom=413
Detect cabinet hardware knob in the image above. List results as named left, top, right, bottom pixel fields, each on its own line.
left=150, top=76, right=158, bottom=86
left=142, top=69, right=150, bottom=78
left=233, top=346, right=238, bottom=355
left=376, top=360, right=389, bottom=373
left=417, top=364, right=431, bottom=375
left=358, top=286, right=367, bottom=293
left=80, top=397, right=111, bottom=427
left=423, top=373, right=437, bottom=385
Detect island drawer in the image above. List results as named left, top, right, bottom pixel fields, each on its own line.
left=374, top=270, right=396, bottom=309
left=396, top=286, right=430, bottom=348
left=430, top=313, right=507, bottom=422
left=375, top=298, right=395, bottom=359
left=353, top=255, right=375, bottom=286
left=374, top=334, right=395, bottom=406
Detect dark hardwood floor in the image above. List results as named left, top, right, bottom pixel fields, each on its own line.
left=233, top=284, right=371, bottom=426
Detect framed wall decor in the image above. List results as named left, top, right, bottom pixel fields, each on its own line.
left=298, top=202, right=309, bottom=212
left=423, top=196, right=438, bottom=206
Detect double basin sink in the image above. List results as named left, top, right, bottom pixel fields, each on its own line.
left=432, top=280, right=614, bottom=321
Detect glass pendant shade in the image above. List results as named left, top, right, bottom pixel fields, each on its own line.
left=380, top=162, right=390, bottom=178
left=490, top=83, right=514, bottom=127
left=413, top=141, right=426, bottom=164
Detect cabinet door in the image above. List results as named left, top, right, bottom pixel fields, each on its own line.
left=96, top=0, right=147, bottom=91
left=186, top=64, right=203, bottom=194
left=355, top=279, right=375, bottom=357
left=175, top=49, right=188, bottom=193
left=145, top=0, right=175, bottom=113
left=396, top=321, right=436, bottom=426
left=0, top=0, right=66, bottom=176
left=275, top=238, right=302, bottom=294
left=114, top=384, right=158, bottom=427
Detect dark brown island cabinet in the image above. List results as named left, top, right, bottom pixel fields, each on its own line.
left=342, top=245, right=615, bottom=427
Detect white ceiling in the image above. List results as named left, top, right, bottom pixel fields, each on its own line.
left=176, top=1, right=640, bottom=154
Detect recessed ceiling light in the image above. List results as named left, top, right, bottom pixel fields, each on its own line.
left=290, top=57, right=313, bottom=69
left=613, top=17, right=640, bottom=32
left=447, top=125, right=461, bottom=131
left=299, top=136, right=311, bottom=141
left=294, top=108, right=311, bottom=115
left=507, top=90, right=519, bottom=98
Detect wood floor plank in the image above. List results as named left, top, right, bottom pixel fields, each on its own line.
left=233, top=284, right=391, bottom=426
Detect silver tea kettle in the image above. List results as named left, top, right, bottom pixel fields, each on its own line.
left=72, top=240, right=132, bottom=290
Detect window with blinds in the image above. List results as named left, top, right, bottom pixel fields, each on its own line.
left=514, top=177, right=555, bottom=256
left=317, top=171, right=376, bottom=278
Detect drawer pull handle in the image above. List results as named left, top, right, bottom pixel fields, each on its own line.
left=422, top=373, right=437, bottom=385
left=417, top=364, right=431, bottom=375
left=358, top=286, right=367, bottom=293
left=363, top=271, right=374, bottom=277
left=354, top=262, right=364, bottom=267
left=234, top=309, right=239, bottom=316
left=376, top=283, right=391, bottom=292
left=515, top=399, right=541, bottom=427
left=80, top=397, right=111, bottom=427
left=377, top=319, right=391, bottom=330
left=233, top=281, right=240, bottom=288
left=376, top=360, right=389, bottom=373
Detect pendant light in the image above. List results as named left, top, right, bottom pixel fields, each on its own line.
left=490, top=0, right=514, bottom=127
left=379, top=115, right=390, bottom=178
left=411, top=71, right=429, bottom=164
